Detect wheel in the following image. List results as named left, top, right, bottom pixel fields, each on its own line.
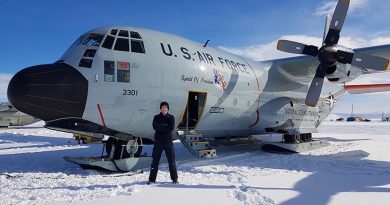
left=105, top=137, right=143, bottom=159
left=126, top=138, right=143, bottom=157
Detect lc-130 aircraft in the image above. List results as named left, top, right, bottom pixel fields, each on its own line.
left=7, top=0, right=390, bottom=171
left=0, top=103, right=39, bottom=128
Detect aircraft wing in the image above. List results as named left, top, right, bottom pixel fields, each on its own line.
left=262, top=56, right=318, bottom=92
left=263, top=44, right=390, bottom=92
left=329, top=84, right=390, bottom=100
left=344, top=84, right=390, bottom=94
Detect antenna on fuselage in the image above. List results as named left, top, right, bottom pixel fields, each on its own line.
left=203, top=40, right=210, bottom=47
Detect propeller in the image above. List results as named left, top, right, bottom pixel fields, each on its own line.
left=276, top=0, right=390, bottom=107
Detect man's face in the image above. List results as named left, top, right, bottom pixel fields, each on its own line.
left=161, top=105, right=168, bottom=115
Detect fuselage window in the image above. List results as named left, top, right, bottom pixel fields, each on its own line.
left=79, top=58, right=93, bottom=68
left=83, top=49, right=97, bottom=57
left=110, top=29, right=118, bottom=35
left=114, top=38, right=129, bottom=52
left=117, top=61, right=130, bottom=83
left=104, top=61, right=115, bottom=82
left=131, top=40, right=145, bottom=53
left=130, top=31, right=142, bottom=39
left=102, top=35, right=115, bottom=49
left=118, top=30, right=129, bottom=37
left=82, top=33, right=104, bottom=47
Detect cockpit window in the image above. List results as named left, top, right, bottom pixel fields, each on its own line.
left=70, top=33, right=88, bottom=47
left=102, top=29, right=146, bottom=53
left=118, top=30, right=129, bottom=37
left=79, top=58, right=93, bottom=68
left=110, top=29, right=118, bottom=35
left=131, top=40, right=145, bottom=53
left=114, top=38, right=129, bottom=52
left=130, top=31, right=142, bottom=39
left=83, top=49, right=97, bottom=57
left=82, top=33, right=104, bottom=47
left=102, top=35, right=115, bottom=49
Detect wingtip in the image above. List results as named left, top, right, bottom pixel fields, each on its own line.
left=340, top=0, right=350, bottom=5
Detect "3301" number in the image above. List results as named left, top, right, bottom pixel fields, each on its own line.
left=123, top=89, right=138, bottom=96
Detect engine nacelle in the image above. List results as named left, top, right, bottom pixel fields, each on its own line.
left=325, top=45, right=363, bottom=84
left=326, top=63, right=362, bottom=84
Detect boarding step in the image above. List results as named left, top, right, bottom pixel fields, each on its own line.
left=197, top=149, right=217, bottom=158
left=185, top=134, right=203, bottom=142
left=178, top=132, right=217, bottom=158
left=189, top=141, right=211, bottom=151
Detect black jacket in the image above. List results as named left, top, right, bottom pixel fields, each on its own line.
left=153, top=113, right=175, bottom=142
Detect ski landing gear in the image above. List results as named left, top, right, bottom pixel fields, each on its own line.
left=178, top=131, right=217, bottom=158
left=261, top=133, right=330, bottom=153
left=64, top=137, right=153, bottom=172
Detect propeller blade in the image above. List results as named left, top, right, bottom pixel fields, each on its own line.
left=305, top=64, right=327, bottom=107
left=324, top=0, right=350, bottom=45
left=322, top=15, right=331, bottom=45
left=277, top=40, right=318, bottom=56
left=336, top=51, right=390, bottom=71
left=351, top=53, right=390, bottom=71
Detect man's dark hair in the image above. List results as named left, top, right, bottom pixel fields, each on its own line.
left=160, top=101, right=169, bottom=110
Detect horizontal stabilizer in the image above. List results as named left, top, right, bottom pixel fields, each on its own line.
left=344, top=84, right=390, bottom=94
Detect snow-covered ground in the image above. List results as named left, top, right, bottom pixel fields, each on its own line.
left=1, top=121, right=390, bottom=205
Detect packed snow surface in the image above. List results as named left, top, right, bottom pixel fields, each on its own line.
left=1, top=121, right=390, bottom=205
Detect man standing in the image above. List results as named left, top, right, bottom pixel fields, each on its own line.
left=148, top=101, right=178, bottom=184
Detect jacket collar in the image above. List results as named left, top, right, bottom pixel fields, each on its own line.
left=160, top=112, right=169, bottom=117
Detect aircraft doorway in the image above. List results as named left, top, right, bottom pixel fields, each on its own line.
left=178, top=91, right=207, bottom=130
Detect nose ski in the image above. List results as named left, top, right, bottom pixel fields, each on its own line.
left=64, top=137, right=154, bottom=172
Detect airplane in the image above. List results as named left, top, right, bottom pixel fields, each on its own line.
left=0, top=102, right=40, bottom=128
left=6, top=0, right=390, bottom=171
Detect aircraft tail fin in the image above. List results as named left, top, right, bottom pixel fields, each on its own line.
left=344, top=84, right=390, bottom=94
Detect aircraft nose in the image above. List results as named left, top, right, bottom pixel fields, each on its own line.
left=7, top=63, right=88, bottom=121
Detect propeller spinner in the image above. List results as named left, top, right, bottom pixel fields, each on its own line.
left=276, top=0, right=389, bottom=107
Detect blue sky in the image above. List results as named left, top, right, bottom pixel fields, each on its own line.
left=1, top=0, right=390, bottom=113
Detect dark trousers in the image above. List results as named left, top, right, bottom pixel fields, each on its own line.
left=148, top=141, right=178, bottom=182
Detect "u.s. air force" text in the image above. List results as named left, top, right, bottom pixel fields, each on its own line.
left=160, top=43, right=250, bottom=74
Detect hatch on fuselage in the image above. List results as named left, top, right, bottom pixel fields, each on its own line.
left=178, top=91, right=207, bottom=130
